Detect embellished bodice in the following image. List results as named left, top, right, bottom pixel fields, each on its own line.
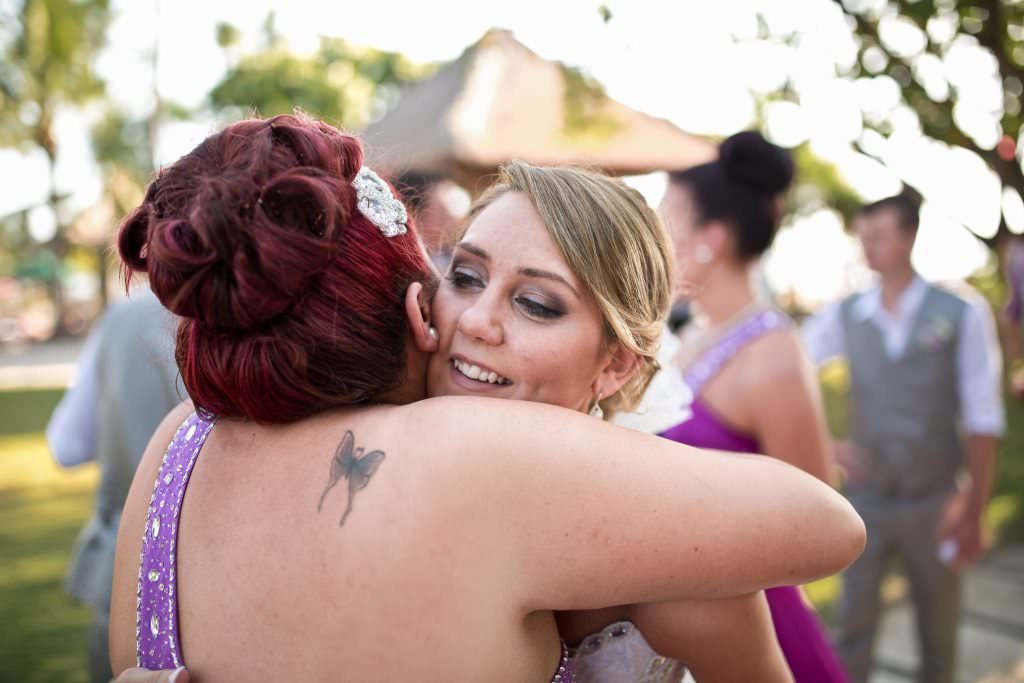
left=659, top=309, right=791, bottom=452
left=570, top=621, right=686, bottom=683
left=136, top=411, right=215, bottom=669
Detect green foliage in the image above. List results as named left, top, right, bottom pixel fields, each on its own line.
left=208, top=32, right=435, bottom=129
left=836, top=0, right=1024, bottom=247
left=788, top=143, right=864, bottom=224
left=0, top=0, right=112, bottom=151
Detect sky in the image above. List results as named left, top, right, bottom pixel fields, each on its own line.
left=2, top=0, right=1008, bottom=306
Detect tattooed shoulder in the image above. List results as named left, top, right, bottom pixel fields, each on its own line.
left=316, top=430, right=387, bottom=527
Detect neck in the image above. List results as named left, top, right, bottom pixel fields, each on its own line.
left=880, top=266, right=916, bottom=312
left=693, top=264, right=758, bottom=326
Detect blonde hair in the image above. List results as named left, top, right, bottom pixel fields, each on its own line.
left=465, top=161, right=674, bottom=417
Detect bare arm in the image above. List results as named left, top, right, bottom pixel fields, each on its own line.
left=629, top=596, right=792, bottom=683
left=418, top=396, right=866, bottom=612
left=941, top=434, right=999, bottom=569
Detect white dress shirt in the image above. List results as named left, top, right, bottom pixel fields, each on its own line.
left=802, top=276, right=1005, bottom=436
left=46, top=322, right=102, bottom=467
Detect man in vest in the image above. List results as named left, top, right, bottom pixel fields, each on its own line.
left=803, top=193, right=1004, bottom=683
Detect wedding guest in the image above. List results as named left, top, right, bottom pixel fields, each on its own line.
left=803, top=193, right=1005, bottom=683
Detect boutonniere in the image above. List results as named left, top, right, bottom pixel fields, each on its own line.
left=916, top=315, right=954, bottom=351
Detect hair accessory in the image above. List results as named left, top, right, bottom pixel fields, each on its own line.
left=353, top=167, right=408, bottom=237
left=589, top=393, right=604, bottom=420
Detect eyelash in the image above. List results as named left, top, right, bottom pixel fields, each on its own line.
left=446, top=268, right=565, bottom=320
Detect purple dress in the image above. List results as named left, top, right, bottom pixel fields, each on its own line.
left=659, top=310, right=850, bottom=683
left=135, top=411, right=575, bottom=682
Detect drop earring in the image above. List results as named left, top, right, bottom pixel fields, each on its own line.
left=589, top=393, right=604, bottom=420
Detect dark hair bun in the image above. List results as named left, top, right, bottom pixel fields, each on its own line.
left=719, top=131, right=795, bottom=196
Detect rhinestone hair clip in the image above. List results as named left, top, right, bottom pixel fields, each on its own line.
left=353, top=166, right=408, bottom=237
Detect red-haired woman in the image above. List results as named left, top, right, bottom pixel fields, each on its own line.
left=108, top=114, right=863, bottom=682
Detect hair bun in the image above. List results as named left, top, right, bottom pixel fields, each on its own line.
left=719, top=131, right=795, bottom=196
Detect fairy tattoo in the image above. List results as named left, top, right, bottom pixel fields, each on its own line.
left=317, top=430, right=386, bottom=527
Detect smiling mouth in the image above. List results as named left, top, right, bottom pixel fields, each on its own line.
left=451, top=358, right=512, bottom=386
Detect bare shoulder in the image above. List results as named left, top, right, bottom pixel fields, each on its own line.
left=109, top=400, right=194, bottom=673
left=739, top=326, right=810, bottom=385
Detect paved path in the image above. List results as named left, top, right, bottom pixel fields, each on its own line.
left=871, top=544, right=1024, bottom=683
left=0, top=338, right=82, bottom=389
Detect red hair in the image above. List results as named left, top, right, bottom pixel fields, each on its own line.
left=118, top=113, right=435, bottom=422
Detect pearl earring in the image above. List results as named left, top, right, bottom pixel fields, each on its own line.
left=589, top=393, right=604, bottom=420
left=428, top=326, right=439, bottom=341
left=694, top=245, right=713, bottom=264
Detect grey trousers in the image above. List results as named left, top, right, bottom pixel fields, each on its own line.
left=837, top=495, right=961, bottom=683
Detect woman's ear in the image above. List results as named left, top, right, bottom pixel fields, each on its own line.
left=404, top=282, right=439, bottom=353
left=593, top=343, right=642, bottom=399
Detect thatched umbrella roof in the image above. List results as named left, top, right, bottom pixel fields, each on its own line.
left=362, top=29, right=715, bottom=192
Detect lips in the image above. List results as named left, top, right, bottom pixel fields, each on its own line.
left=450, top=357, right=511, bottom=386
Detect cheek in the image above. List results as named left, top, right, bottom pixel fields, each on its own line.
left=508, top=323, right=603, bottom=405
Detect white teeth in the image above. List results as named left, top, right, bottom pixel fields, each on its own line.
left=453, top=360, right=509, bottom=385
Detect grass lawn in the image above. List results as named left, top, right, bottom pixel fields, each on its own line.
left=1, top=389, right=97, bottom=683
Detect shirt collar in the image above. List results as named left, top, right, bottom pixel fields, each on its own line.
left=854, top=274, right=928, bottom=322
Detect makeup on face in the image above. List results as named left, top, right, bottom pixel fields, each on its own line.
left=425, top=192, right=609, bottom=412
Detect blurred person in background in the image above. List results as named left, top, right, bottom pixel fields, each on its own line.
left=395, top=171, right=466, bottom=269
left=47, top=287, right=183, bottom=683
left=633, top=130, right=849, bottom=682
left=802, top=193, right=1005, bottom=683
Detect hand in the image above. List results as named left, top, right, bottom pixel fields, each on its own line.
left=940, top=493, right=986, bottom=570
left=834, top=440, right=868, bottom=484
left=113, top=667, right=189, bottom=683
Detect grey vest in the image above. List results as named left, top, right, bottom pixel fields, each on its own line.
left=840, top=285, right=966, bottom=500
left=65, top=292, right=184, bottom=610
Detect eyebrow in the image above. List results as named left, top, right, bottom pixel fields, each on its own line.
left=455, top=241, right=581, bottom=299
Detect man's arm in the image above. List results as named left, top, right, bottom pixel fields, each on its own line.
left=45, top=323, right=102, bottom=467
left=944, top=298, right=1005, bottom=568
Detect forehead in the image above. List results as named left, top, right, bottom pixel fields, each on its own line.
left=856, top=209, right=904, bottom=236
left=462, top=192, right=577, bottom=277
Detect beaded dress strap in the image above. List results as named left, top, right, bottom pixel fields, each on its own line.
left=136, top=411, right=215, bottom=668
left=683, top=309, right=791, bottom=394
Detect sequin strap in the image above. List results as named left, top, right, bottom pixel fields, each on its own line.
left=136, top=411, right=216, bottom=668
left=553, top=640, right=574, bottom=682
left=683, top=309, right=792, bottom=394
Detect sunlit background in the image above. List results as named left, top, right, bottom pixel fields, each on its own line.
left=1, top=0, right=1018, bottom=339
left=2, top=2, right=1024, bottom=681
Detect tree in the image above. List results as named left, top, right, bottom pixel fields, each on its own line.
left=835, top=0, right=1023, bottom=249
left=0, top=0, right=112, bottom=334
left=206, top=21, right=435, bottom=130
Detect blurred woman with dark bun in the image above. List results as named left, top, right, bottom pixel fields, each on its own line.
left=654, top=131, right=850, bottom=681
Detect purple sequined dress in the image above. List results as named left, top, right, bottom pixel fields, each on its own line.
left=659, top=310, right=851, bottom=683
left=135, top=411, right=574, bottom=682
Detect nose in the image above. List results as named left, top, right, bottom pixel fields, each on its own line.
left=457, top=291, right=504, bottom=346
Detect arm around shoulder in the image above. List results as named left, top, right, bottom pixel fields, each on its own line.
left=417, top=396, right=865, bottom=614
